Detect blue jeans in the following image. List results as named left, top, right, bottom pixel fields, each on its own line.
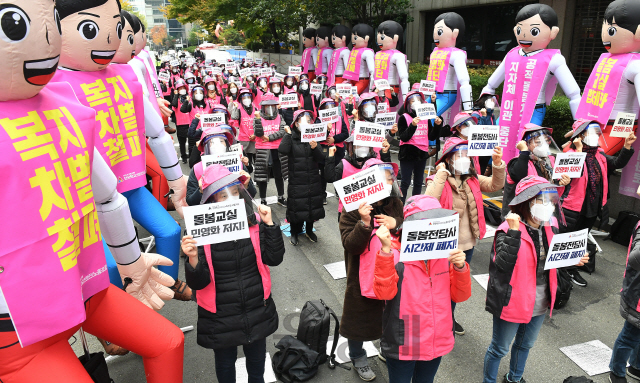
left=610, top=320, right=640, bottom=377
left=400, top=158, right=428, bottom=202
left=348, top=339, right=366, bottom=361
left=386, top=356, right=442, bottom=383
left=483, top=314, right=545, bottom=383
left=435, top=92, right=457, bottom=117
left=529, top=105, right=547, bottom=126
left=451, top=248, right=474, bottom=313
left=214, top=338, right=267, bottom=383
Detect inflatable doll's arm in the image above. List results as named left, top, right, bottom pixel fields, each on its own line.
left=92, top=149, right=175, bottom=309
left=551, top=55, right=581, bottom=118
left=395, top=56, right=410, bottom=99
left=453, top=52, right=473, bottom=111
left=481, top=60, right=506, bottom=97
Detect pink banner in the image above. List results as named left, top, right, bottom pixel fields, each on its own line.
left=301, top=47, right=313, bottom=73
left=576, top=53, right=637, bottom=124
left=327, top=47, right=348, bottom=87
left=620, top=135, right=640, bottom=198
left=373, top=49, right=400, bottom=81
left=316, top=48, right=327, bottom=73
left=52, top=65, right=147, bottom=193
left=342, top=48, right=372, bottom=82
left=0, top=82, right=109, bottom=346
left=426, top=47, right=455, bottom=93
left=498, top=48, right=557, bottom=163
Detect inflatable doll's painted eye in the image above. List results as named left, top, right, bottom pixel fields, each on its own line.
left=116, top=22, right=123, bottom=40
left=0, top=5, right=30, bottom=43
left=437, top=29, right=443, bottom=36
left=608, top=26, right=617, bottom=37
left=516, top=26, right=521, bottom=35
left=530, top=27, right=540, bottom=37
left=128, top=34, right=134, bottom=46
left=54, top=8, right=62, bottom=35
left=78, top=20, right=99, bottom=41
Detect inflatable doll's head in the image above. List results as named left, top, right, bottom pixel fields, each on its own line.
left=303, top=27, right=316, bottom=48
left=352, top=24, right=376, bottom=49
left=112, top=10, right=136, bottom=63
left=377, top=20, right=402, bottom=51
left=513, top=4, right=559, bottom=53
left=58, top=0, right=123, bottom=71
left=332, top=25, right=351, bottom=49
left=0, top=0, right=63, bottom=101
left=602, top=0, right=640, bottom=54
left=316, top=26, right=333, bottom=49
left=433, top=12, right=465, bottom=48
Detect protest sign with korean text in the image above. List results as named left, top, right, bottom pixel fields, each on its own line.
left=377, top=103, right=389, bottom=113
left=374, top=79, right=390, bottom=91
left=279, top=93, right=298, bottom=109
left=319, top=107, right=340, bottom=124
left=239, top=67, right=251, bottom=78
left=158, top=71, right=170, bottom=83
left=250, top=67, right=259, bottom=76
left=273, top=72, right=285, bottom=81
left=415, top=103, right=437, bottom=121
left=186, top=58, right=195, bottom=66
left=467, top=125, right=500, bottom=156
left=255, top=58, right=263, bottom=65
left=337, top=83, right=352, bottom=97
left=544, top=229, right=588, bottom=270
left=260, top=67, right=272, bottom=77
left=354, top=121, right=385, bottom=148
left=200, top=113, right=226, bottom=129
left=310, top=84, right=323, bottom=96
left=288, top=66, right=302, bottom=76
left=552, top=153, right=587, bottom=179
left=610, top=112, right=637, bottom=138
left=202, top=152, right=243, bottom=173
left=301, top=123, right=328, bottom=142
left=230, top=143, right=243, bottom=153
left=170, top=59, right=180, bottom=67
left=210, top=67, right=222, bottom=75
left=375, top=112, right=396, bottom=128
left=400, top=215, right=460, bottom=262
left=184, top=200, right=250, bottom=246
left=420, top=80, right=436, bottom=95
left=351, top=86, right=358, bottom=95
left=225, top=62, right=237, bottom=72
left=334, top=167, right=391, bottom=212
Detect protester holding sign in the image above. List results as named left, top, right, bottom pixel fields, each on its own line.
left=203, top=76, right=228, bottom=109
left=559, top=119, right=635, bottom=287
left=425, top=137, right=505, bottom=335
left=397, top=91, right=437, bottom=200
left=338, top=160, right=404, bottom=381
left=502, top=124, right=570, bottom=219
left=483, top=176, right=588, bottom=383
left=172, top=78, right=193, bottom=163
left=254, top=95, right=289, bottom=206
left=278, top=110, right=326, bottom=245
left=181, top=164, right=285, bottom=383
left=372, top=194, right=471, bottom=383
left=187, top=104, right=231, bottom=168
left=297, top=78, right=318, bottom=117
left=179, top=85, right=211, bottom=165
left=283, top=75, right=298, bottom=93
left=229, top=88, right=258, bottom=168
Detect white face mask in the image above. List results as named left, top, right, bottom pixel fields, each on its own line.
left=301, top=83, right=309, bottom=90
left=532, top=142, right=550, bottom=158
left=531, top=203, right=555, bottom=223
left=230, top=88, right=237, bottom=94
left=354, top=146, right=370, bottom=158
left=194, top=93, right=204, bottom=101
left=272, top=85, right=281, bottom=94
left=208, top=84, right=216, bottom=90
left=179, top=89, right=187, bottom=95
left=459, top=127, right=469, bottom=138
left=485, top=99, right=495, bottom=109
left=226, top=194, right=240, bottom=201
left=453, top=157, right=471, bottom=175
left=583, top=134, right=599, bottom=147
left=242, top=98, right=252, bottom=107
left=286, top=80, right=293, bottom=86
left=208, top=141, right=228, bottom=155
left=172, top=68, right=178, bottom=73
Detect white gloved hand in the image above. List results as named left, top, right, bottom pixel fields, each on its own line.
left=168, top=175, right=188, bottom=219
left=117, top=253, right=175, bottom=310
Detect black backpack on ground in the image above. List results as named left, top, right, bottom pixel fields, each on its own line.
left=272, top=335, right=321, bottom=382
left=563, top=376, right=595, bottom=383
left=296, top=300, right=345, bottom=369
left=554, top=268, right=573, bottom=309
left=607, top=211, right=640, bottom=246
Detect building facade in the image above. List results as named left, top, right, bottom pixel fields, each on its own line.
left=406, top=0, right=609, bottom=88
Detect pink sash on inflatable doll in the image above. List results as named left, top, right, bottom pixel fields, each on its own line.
left=327, top=47, right=348, bottom=86
left=52, top=65, right=147, bottom=193
left=343, top=48, right=373, bottom=82
left=0, top=82, right=109, bottom=346
left=426, top=47, right=456, bottom=92
left=301, top=47, right=314, bottom=73
left=373, top=50, right=401, bottom=81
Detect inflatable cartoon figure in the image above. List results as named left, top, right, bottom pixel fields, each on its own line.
left=342, top=24, right=376, bottom=94
left=373, top=21, right=409, bottom=100
left=315, top=26, right=333, bottom=76
left=327, top=25, right=351, bottom=87
left=301, top=28, right=319, bottom=81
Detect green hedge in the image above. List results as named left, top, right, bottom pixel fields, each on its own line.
left=408, top=62, right=573, bottom=142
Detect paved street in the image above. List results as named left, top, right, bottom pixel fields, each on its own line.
left=73, top=131, right=636, bottom=383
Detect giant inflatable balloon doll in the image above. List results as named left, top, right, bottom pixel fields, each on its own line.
left=316, top=26, right=334, bottom=76
left=342, top=23, right=376, bottom=94
left=51, top=0, right=190, bottom=297
left=425, top=12, right=473, bottom=120
left=373, top=20, right=409, bottom=101
left=481, top=4, right=581, bottom=162
left=0, top=1, right=184, bottom=381
left=327, top=25, right=351, bottom=87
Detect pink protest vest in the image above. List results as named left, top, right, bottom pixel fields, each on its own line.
left=321, top=101, right=347, bottom=148
left=316, top=48, right=327, bottom=73
left=0, top=82, right=108, bottom=346
left=135, top=56, right=163, bottom=101
left=328, top=47, right=348, bottom=86
left=173, top=96, right=192, bottom=126
left=576, top=53, right=638, bottom=124
left=436, top=176, right=487, bottom=240
left=199, top=222, right=272, bottom=313
left=562, top=148, right=609, bottom=212
left=373, top=50, right=401, bottom=81
left=301, top=47, right=315, bottom=73
left=52, top=65, right=147, bottom=193
left=190, top=104, right=211, bottom=132
left=337, top=160, right=361, bottom=212
left=238, top=103, right=256, bottom=142
left=401, top=114, right=430, bottom=152
left=205, top=95, right=222, bottom=110
left=426, top=47, right=456, bottom=92
left=256, top=116, right=282, bottom=149
left=343, top=48, right=373, bottom=81
left=499, top=48, right=558, bottom=163
left=225, top=97, right=240, bottom=131
left=170, top=74, right=181, bottom=89
left=360, top=231, right=400, bottom=299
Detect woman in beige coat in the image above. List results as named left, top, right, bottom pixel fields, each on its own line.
left=425, top=137, right=505, bottom=335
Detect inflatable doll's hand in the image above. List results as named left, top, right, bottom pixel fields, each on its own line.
left=168, top=175, right=188, bottom=218
left=117, top=253, right=176, bottom=310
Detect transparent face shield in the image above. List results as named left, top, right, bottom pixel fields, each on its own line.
left=405, top=93, right=423, bottom=114
left=258, top=78, right=267, bottom=88
left=186, top=77, right=196, bottom=85
left=211, top=109, right=229, bottom=123
left=327, top=86, right=337, bottom=99
left=360, top=99, right=377, bottom=121
left=299, top=80, right=309, bottom=91
left=371, top=164, right=402, bottom=199
left=240, top=93, right=253, bottom=107
left=447, top=145, right=472, bottom=175
left=456, top=119, right=476, bottom=138
left=262, top=104, right=278, bottom=119
left=582, top=123, right=606, bottom=148
left=294, top=112, right=314, bottom=132
left=203, top=135, right=230, bottom=155
left=285, top=76, right=295, bottom=87
left=204, top=181, right=261, bottom=226
left=320, top=101, right=336, bottom=111
left=270, top=83, right=281, bottom=94
left=525, top=130, right=559, bottom=158
left=528, top=188, right=565, bottom=227
left=193, top=89, right=205, bottom=101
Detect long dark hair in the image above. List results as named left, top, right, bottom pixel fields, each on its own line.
left=604, top=0, right=640, bottom=32
left=316, top=26, right=334, bottom=49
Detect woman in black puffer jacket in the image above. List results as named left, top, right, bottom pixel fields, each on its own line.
left=279, top=109, right=326, bottom=246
